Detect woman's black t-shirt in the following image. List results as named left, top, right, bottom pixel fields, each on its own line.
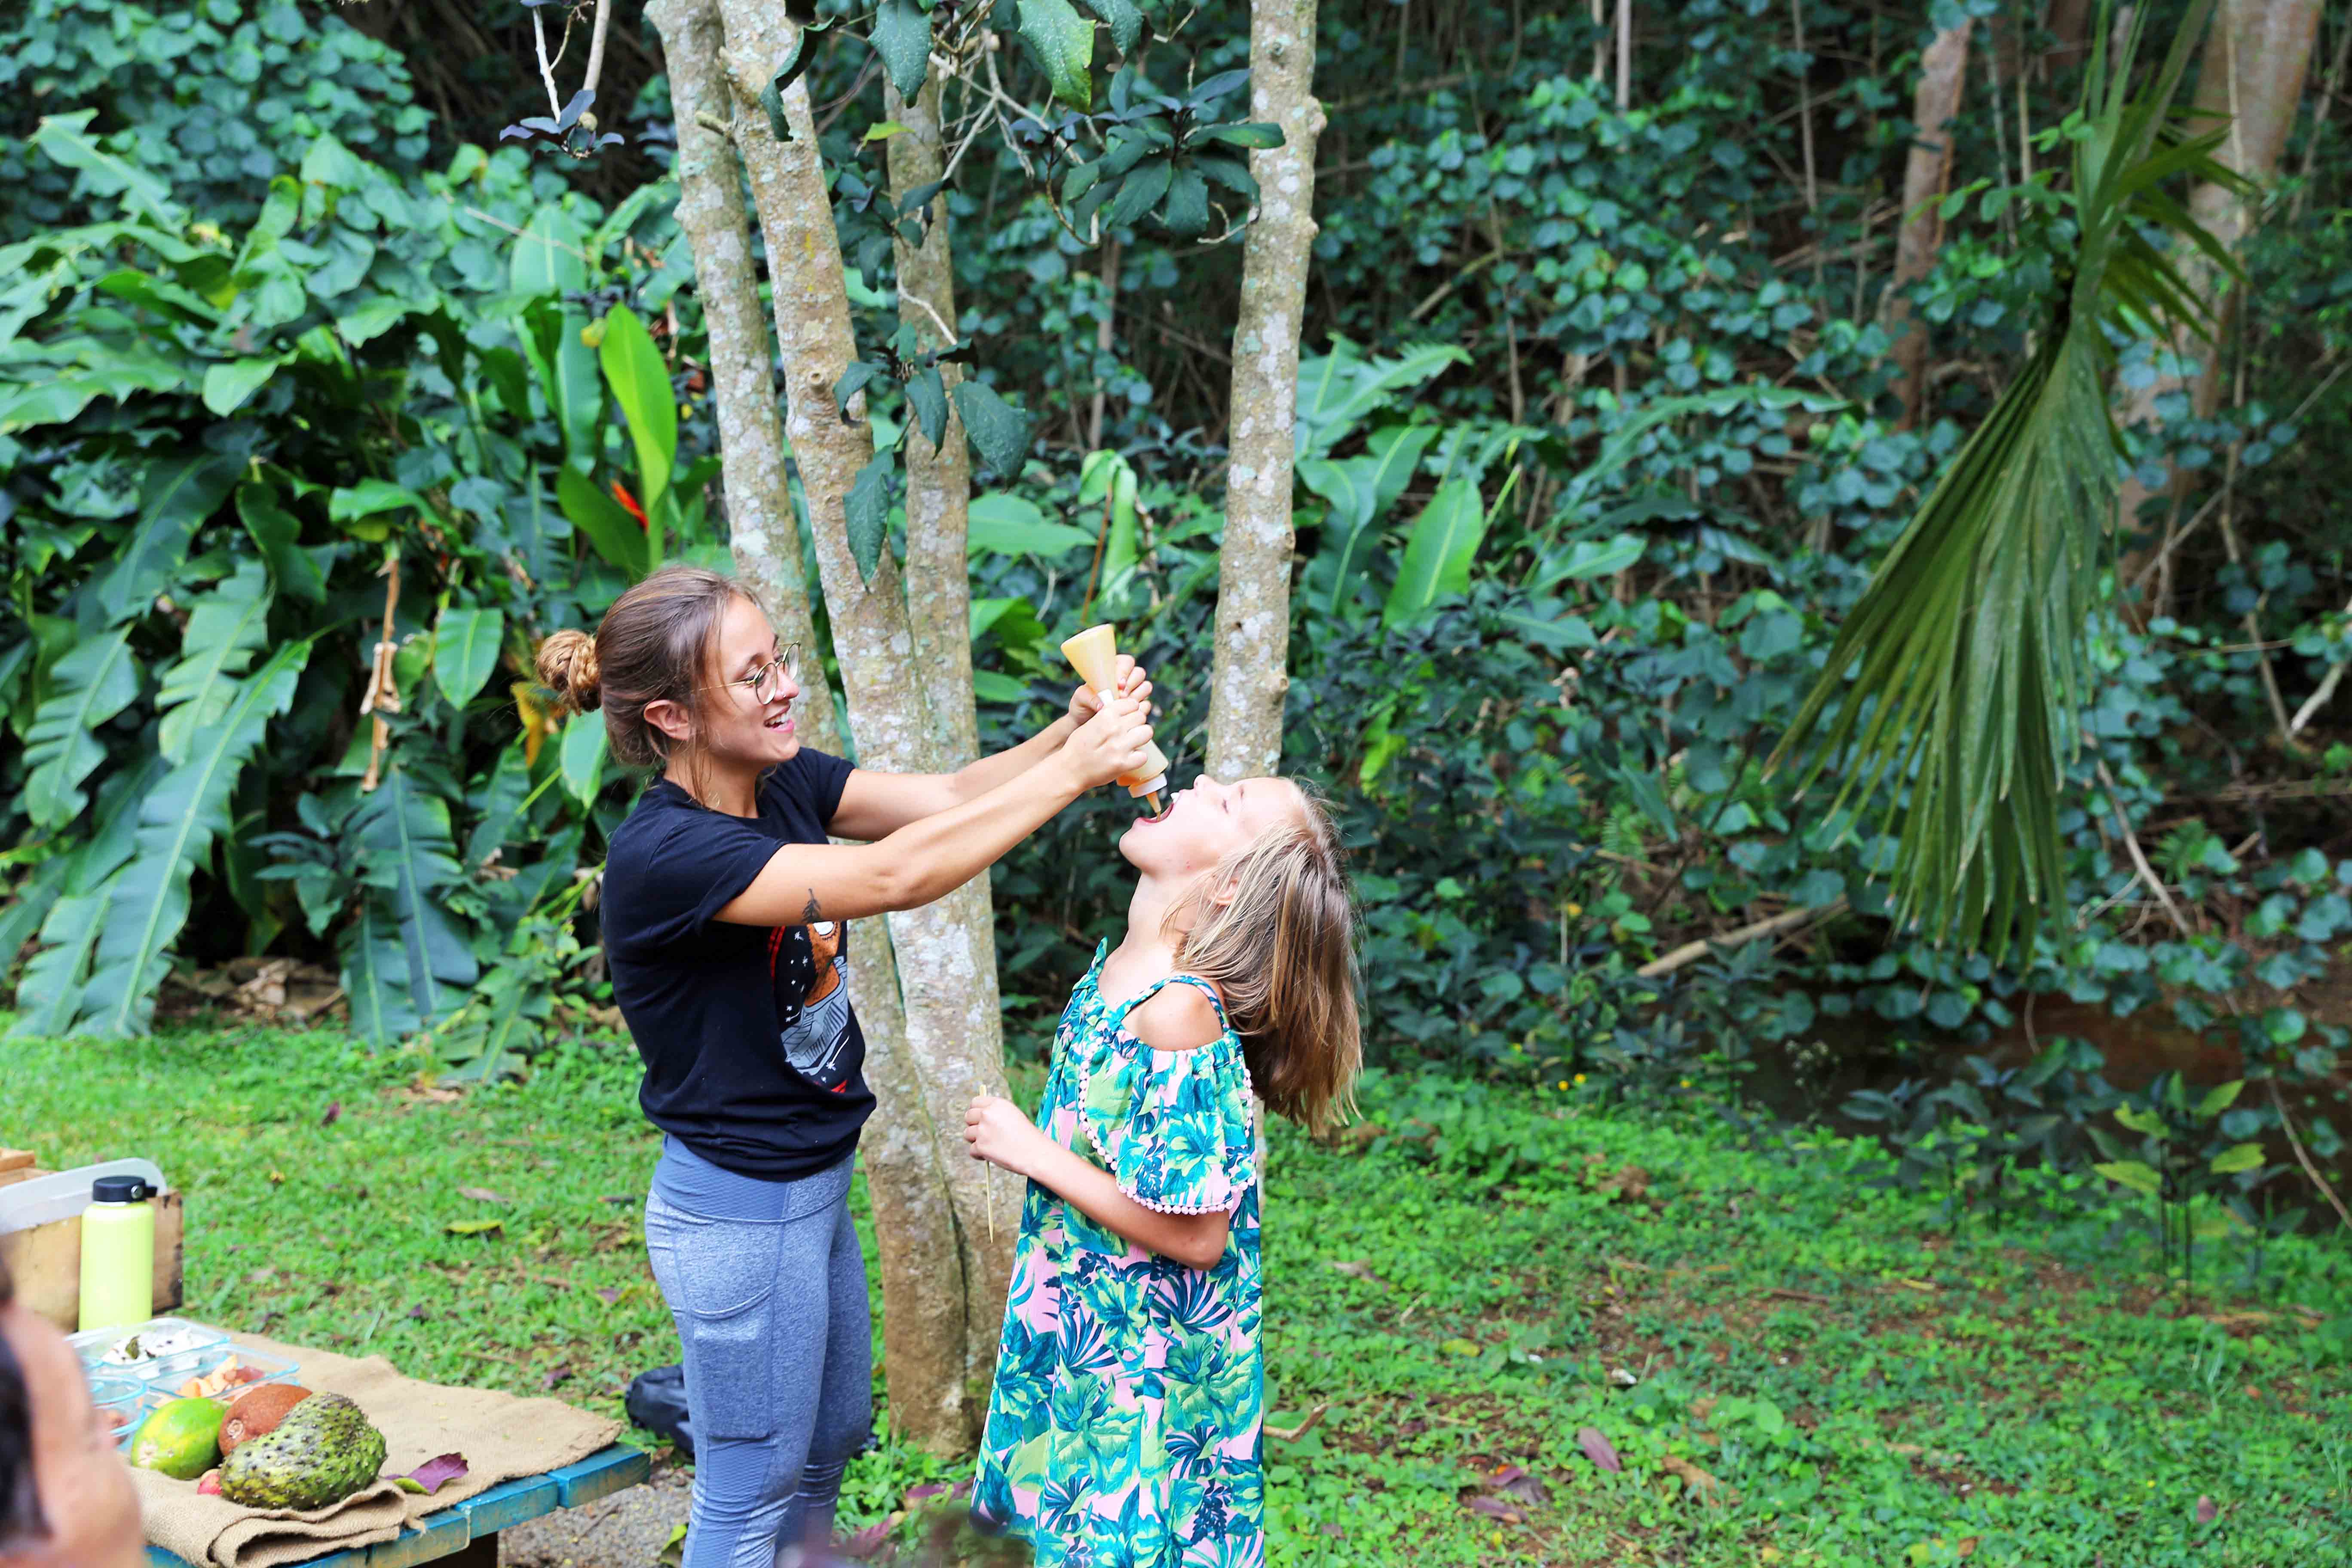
left=600, top=753, right=876, bottom=1180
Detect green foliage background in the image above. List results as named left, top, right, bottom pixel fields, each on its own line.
left=4, top=1, right=2352, bottom=1203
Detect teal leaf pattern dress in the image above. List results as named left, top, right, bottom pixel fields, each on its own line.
left=974, top=944, right=1265, bottom=1567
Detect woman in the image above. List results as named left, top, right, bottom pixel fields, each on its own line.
left=536, top=565, right=1157, bottom=1568
left=0, top=1256, right=146, bottom=1568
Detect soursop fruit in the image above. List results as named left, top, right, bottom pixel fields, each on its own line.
left=217, top=1392, right=387, bottom=1511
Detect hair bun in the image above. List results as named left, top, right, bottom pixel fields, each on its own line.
left=535, top=629, right=602, bottom=713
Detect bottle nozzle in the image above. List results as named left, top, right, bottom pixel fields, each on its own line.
left=1142, top=789, right=1164, bottom=818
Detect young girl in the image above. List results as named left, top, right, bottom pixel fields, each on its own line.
left=962, top=773, right=1362, bottom=1566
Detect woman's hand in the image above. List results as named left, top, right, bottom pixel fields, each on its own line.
left=1068, top=653, right=1152, bottom=726
left=965, top=1094, right=1049, bottom=1178
left=1057, top=692, right=1154, bottom=790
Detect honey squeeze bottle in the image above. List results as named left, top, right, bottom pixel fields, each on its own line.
left=1059, top=623, right=1170, bottom=817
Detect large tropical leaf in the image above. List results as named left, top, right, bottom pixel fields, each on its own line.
left=6, top=760, right=160, bottom=1039
left=18, top=629, right=139, bottom=828
left=156, top=560, right=273, bottom=763
left=433, top=605, right=505, bottom=710
left=1309, top=423, right=1439, bottom=617
left=0, top=856, right=69, bottom=979
left=597, top=306, right=677, bottom=512
left=93, top=451, right=242, bottom=624
left=75, top=642, right=312, bottom=1036
left=1770, top=0, right=2243, bottom=956
left=1293, top=341, right=1470, bottom=460
left=346, top=766, right=478, bottom=1042
left=1384, top=479, right=1488, bottom=628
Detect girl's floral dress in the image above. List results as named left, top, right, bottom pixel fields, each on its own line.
left=973, top=944, right=1264, bottom=1568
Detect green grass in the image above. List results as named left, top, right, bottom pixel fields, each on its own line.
left=10, top=1026, right=2351, bottom=1566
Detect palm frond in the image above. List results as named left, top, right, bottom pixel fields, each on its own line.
left=1772, top=0, right=2244, bottom=957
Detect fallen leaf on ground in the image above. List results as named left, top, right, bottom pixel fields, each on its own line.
left=1439, top=1338, right=1481, bottom=1356
left=445, top=1219, right=503, bottom=1237
left=1576, top=1426, right=1622, bottom=1473
left=1957, top=1538, right=1980, bottom=1559
left=2196, top=1495, right=2217, bottom=1524
left=1327, top=1259, right=1387, bottom=1285
left=1600, top=1164, right=1651, bottom=1200
left=1660, top=1453, right=1725, bottom=1503
left=1488, top=1464, right=1550, bottom=1504
left=1464, top=1495, right=1522, bottom=1522
left=594, top=1287, right=621, bottom=1305
left=458, top=1187, right=508, bottom=1204
left=321, top=1102, right=341, bottom=1127
left=906, top=1483, right=950, bottom=1504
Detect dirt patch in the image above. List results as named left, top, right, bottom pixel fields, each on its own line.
left=500, top=1460, right=691, bottom=1567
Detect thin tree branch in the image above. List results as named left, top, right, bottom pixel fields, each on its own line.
left=2290, top=593, right=2352, bottom=734
left=530, top=6, right=565, bottom=118
left=2094, top=760, right=2193, bottom=937
left=1635, top=898, right=1847, bottom=980
left=582, top=0, right=615, bottom=103
left=2267, top=1079, right=2352, bottom=1236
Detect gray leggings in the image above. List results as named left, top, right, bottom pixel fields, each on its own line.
left=643, top=1141, right=873, bottom=1568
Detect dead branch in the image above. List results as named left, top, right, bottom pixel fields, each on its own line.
left=1635, top=898, right=1847, bottom=980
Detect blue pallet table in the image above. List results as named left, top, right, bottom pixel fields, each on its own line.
left=145, top=1445, right=651, bottom=1568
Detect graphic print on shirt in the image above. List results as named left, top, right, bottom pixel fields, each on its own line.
left=772, top=919, right=856, bottom=1091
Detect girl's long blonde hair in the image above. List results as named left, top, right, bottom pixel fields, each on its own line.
left=1166, top=784, right=1362, bottom=1135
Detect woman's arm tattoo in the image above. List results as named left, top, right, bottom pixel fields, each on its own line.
left=803, top=888, right=823, bottom=925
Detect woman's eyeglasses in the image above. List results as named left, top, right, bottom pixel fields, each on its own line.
left=707, top=646, right=800, bottom=702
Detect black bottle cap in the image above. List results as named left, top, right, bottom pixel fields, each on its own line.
left=91, top=1176, right=152, bottom=1204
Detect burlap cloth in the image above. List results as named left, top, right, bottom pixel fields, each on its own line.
left=130, top=1326, right=622, bottom=1568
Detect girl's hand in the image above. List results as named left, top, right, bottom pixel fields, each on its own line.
left=965, top=1093, right=1047, bottom=1178
left=1068, top=654, right=1152, bottom=726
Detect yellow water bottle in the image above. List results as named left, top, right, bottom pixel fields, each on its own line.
left=77, top=1175, right=156, bottom=1333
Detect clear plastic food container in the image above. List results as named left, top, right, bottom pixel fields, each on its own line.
left=146, top=1344, right=301, bottom=1404
left=68, top=1318, right=227, bottom=1380
left=88, top=1375, right=144, bottom=1451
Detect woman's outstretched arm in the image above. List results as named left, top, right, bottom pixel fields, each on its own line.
left=713, top=695, right=1153, bottom=927
left=827, top=658, right=1152, bottom=842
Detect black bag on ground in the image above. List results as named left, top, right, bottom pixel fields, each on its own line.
left=625, top=1364, right=695, bottom=1460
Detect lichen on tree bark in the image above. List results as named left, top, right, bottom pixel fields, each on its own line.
left=1884, top=15, right=1972, bottom=431
left=707, top=0, right=1018, bottom=1444
left=1207, top=0, right=1323, bottom=784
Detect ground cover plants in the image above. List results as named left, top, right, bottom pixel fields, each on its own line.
left=11, top=1022, right=2346, bottom=1566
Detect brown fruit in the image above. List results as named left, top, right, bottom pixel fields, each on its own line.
left=220, top=1385, right=312, bottom=1454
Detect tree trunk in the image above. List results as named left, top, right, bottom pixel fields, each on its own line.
left=2042, top=0, right=2096, bottom=75
left=886, top=78, right=981, bottom=772
left=1885, top=16, right=1973, bottom=429
left=1207, top=0, right=1323, bottom=783
left=882, top=73, right=1021, bottom=1424
left=2112, top=0, right=2324, bottom=609
left=649, top=0, right=971, bottom=1456
left=710, top=0, right=1017, bottom=1446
